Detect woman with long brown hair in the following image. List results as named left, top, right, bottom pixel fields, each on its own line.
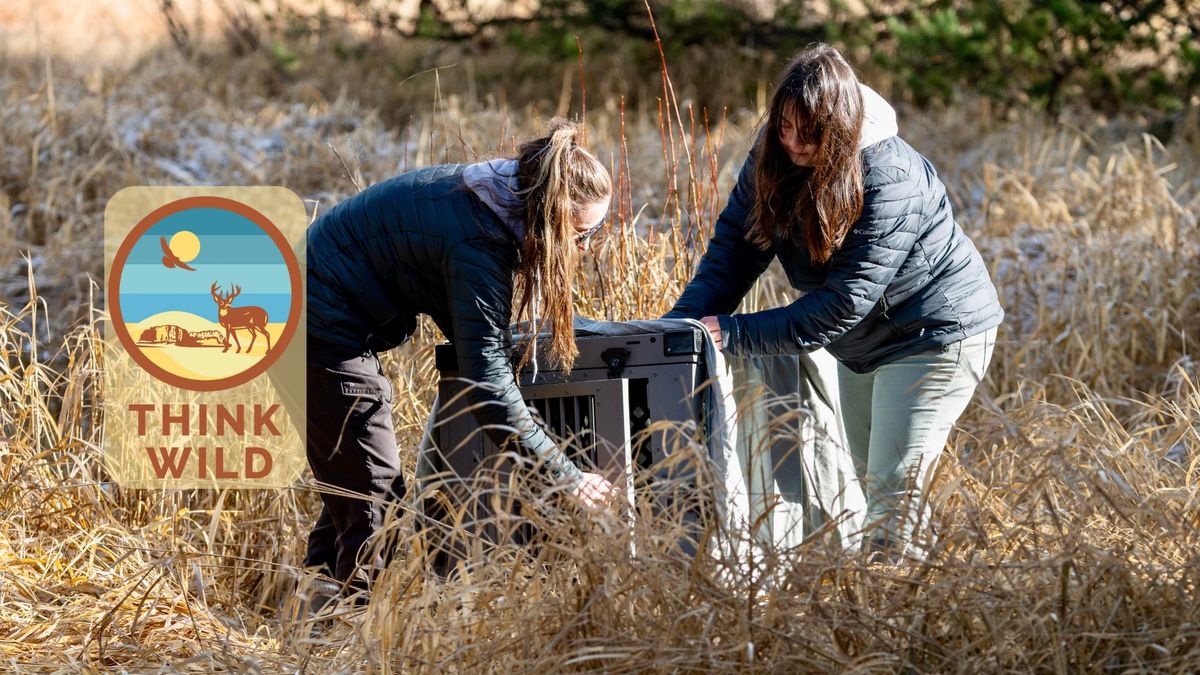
left=667, top=45, right=1004, bottom=560
left=288, top=118, right=614, bottom=594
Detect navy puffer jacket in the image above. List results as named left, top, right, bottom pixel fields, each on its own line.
left=667, top=135, right=1003, bottom=373
left=305, top=164, right=581, bottom=483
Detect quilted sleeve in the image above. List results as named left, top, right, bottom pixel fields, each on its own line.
left=444, top=243, right=583, bottom=485
left=718, top=166, right=924, bottom=357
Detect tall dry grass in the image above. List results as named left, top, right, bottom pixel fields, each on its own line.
left=1, top=29, right=1199, bottom=672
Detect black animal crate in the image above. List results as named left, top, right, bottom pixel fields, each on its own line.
left=420, top=323, right=709, bottom=561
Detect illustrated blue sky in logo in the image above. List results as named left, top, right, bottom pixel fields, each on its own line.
left=119, top=207, right=294, bottom=325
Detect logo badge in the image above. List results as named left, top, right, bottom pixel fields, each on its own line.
left=104, top=187, right=308, bottom=488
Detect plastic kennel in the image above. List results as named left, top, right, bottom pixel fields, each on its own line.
left=421, top=323, right=709, bottom=565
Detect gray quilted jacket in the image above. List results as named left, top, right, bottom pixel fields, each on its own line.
left=667, top=135, right=1004, bottom=373
left=305, top=165, right=581, bottom=483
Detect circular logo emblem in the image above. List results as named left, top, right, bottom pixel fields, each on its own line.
left=108, top=196, right=302, bottom=391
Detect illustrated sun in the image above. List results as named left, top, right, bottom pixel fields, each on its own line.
left=168, top=230, right=201, bottom=263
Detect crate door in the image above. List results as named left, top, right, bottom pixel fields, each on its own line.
left=522, top=378, right=633, bottom=505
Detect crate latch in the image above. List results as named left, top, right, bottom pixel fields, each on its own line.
left=601, top=347, right=630, bottom=379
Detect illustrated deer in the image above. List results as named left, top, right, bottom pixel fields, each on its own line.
left=210, top=282, right=272, bottom=354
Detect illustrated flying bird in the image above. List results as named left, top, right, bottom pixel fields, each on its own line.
left=160, top=236, right=197, bottom=271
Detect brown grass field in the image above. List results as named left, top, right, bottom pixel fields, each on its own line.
left=1, top=4, right=1199, bottom=672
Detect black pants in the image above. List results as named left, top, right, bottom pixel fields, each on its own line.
left=272, top=341, right=406, bottom=586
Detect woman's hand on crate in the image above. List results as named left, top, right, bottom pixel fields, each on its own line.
left=700, top=316, right=723, bottom=350
left=572, top=471, right=618, bottom=509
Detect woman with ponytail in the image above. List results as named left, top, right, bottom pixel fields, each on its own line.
left=295, top=118, right=613, bottom=591
left=666, top=45, right=1004, bottom=560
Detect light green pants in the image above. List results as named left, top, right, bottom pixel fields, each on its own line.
left=838, top=327, right=996, bottom=557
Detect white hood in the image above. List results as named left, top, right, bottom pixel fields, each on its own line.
left=858, top=83, right=898, bottom=149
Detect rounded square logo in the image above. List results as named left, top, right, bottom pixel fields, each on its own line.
left=104, top=187, right=308, bottom=488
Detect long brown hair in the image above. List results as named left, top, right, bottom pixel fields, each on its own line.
left=749, top=44, right=865, bottom=263
left=512, top=118, right=611, bottom=372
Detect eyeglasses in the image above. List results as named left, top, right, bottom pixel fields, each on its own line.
left=575, top=218, right=605, bottom=245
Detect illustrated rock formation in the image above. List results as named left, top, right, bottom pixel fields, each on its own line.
left=137, top=324, right=226, bottom=347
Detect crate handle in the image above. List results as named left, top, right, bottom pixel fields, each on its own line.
left=600, top=347, right=630, bottom=379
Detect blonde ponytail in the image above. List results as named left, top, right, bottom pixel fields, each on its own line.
left=512, top=118, right=611, bottom=374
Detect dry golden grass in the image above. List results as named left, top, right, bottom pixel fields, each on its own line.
left=1, top=26, right=1199, bottom=673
